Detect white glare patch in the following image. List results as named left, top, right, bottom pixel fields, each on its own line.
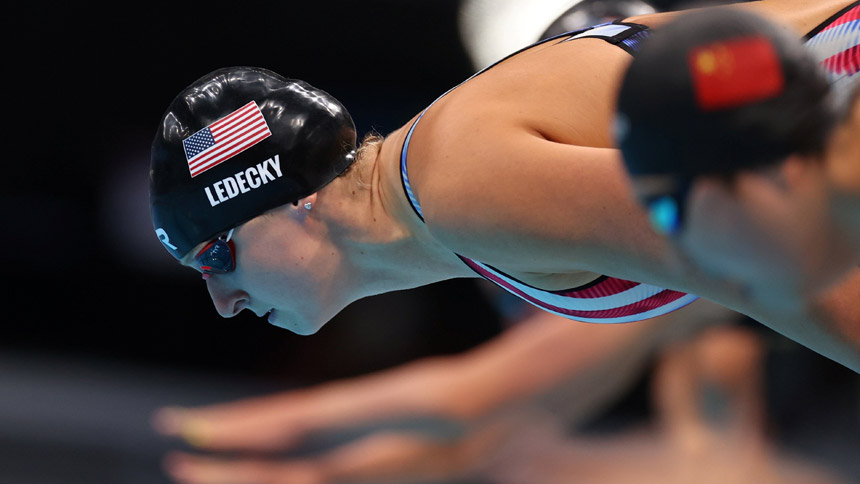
left=613, top=114, right=630, bottom=142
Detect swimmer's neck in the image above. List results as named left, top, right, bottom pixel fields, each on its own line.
left=376, top=123, right=477, bottom=278
left=315, top=124, right=475, bottom=298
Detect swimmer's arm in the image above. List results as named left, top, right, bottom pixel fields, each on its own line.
left=439, top=306, right=663, bottom=419
left=420, top=127, right=681, bottom=287
left=798, top=269, right=860, bottom=365
left=445, top=298, right=734, bottom=419
left=422, top=130, right=860, bottom=372
left=728, top=269, right=860, bottom=373
left=154, top=300, right=729, bottom=454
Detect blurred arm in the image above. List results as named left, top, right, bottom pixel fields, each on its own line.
left=440, top=298, right=734, bottom=421
left=155, top=297, right=734, bottom=451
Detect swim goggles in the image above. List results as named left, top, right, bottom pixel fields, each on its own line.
left=642, top=178, right=691, bottom=236
left=194, top=228, right=236, bottom=279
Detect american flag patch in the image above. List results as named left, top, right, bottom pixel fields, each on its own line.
left=183, top=101, right=272, bottom=178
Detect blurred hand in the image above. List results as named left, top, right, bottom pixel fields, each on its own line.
left=158, top=409, right=526, bottom=484
left=154, top=393, right=315, bottom=452
left=153, top=300, right=738, bottom=484
left=481, top=326, right=851, bottom=484
left=152, top=357, right=465, bottom=452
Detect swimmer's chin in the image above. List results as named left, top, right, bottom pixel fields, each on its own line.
left=267, top=310, right=322, bottom=335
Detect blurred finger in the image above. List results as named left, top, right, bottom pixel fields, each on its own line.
left=317, top=416, right=536, bottom=483
left=163, top=451, right=323, bottom=484
left=317, top=432, right=470, bottom=483
left=152, top=394, right=307, bottom=451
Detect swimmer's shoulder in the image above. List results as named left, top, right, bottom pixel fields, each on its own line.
left=403, top=32, right=634, bottom=201
left=394, top=24, right=672, bottom=273
left=456, top=36, right=633, bottom=147
left=400, top=95, right=652, bottom=275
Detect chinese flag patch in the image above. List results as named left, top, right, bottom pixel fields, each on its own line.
left=688, top=35, right=785, bottom=111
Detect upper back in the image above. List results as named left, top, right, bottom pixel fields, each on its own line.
left=409, top=0, right=851, bottom=160
left=388, top=0, right=855, bottom=288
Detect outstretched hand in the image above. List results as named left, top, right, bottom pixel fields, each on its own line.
left=160, top=421, right=517, bottom=484
left=152, top=354, right=470, bottom=453
left=154, top=390, right=526, bottom=484
left=153, top=300, right=737, bottom=483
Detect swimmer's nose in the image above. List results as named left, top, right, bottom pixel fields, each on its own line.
left=206, top=280, right=250, bottom=318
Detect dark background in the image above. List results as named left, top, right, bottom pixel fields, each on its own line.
left=2, top=1, right=859, bottom=483
left=4, top=3, right=509, bottom=483
left=5, top=0, right=493, bottom=381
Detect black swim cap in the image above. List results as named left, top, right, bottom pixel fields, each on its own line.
left=150, top=67, right=357, bottom=260
left=616, top=8, right=835, bottom=178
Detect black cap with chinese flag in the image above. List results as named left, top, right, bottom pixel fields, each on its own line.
left=616, top=7, right=836, bottom=178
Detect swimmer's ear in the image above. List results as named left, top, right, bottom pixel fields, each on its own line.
left=697, top=172, right=740, bottom=194
left=769, top=155, right=825, bottom=193
left=728, top=162, right=793, bottom=194
left=714, top=155, right=822, bottom=197
left=293, top=192, right=318, bottom=214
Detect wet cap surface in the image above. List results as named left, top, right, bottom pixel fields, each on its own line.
left=150, top=67, right=357, bottom=259
left=616, top=8, right=833, bottom=178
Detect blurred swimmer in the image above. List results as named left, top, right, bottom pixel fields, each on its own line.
left=617, top=3, right=860, bottom=300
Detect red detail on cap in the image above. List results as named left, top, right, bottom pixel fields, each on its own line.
left=688, top=36, right=785, bottom=111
